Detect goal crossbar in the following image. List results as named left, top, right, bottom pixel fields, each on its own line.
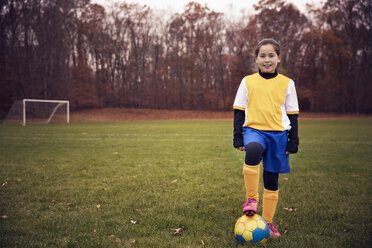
left=22, top=99, right=70, bottom=126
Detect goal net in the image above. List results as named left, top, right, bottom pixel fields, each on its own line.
left=3, top=99, right=70, bottom=126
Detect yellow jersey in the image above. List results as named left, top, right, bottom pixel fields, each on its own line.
left=233, top=73, right=299, bottom=131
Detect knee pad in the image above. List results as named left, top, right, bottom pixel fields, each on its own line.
left=245, top=142, right=264, bottom=165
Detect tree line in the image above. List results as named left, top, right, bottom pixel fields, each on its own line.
left=1, top=0, right=371, bottom=118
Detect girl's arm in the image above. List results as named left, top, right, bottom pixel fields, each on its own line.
left=285, top=79, right=299, bottom=154
left=286, top=114, right=299, bottom=154
left=233, top=109, right=245, bottom=150
left=233, top=77, right=248, bottom=151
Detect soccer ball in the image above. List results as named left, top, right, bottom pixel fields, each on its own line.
left=234, top=214, right=270, bottom=243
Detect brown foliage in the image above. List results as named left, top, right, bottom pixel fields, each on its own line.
left=1, top=0, right=371, bottom=118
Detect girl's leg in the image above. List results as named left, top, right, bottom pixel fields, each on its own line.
left=262, top=170, right=281, bottom=237
left=242, top=142, right=264, bottom=215
left=243, top=142, right=264, bottom=200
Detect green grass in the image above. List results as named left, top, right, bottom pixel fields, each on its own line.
left=0, top=119, right=371, bottom=247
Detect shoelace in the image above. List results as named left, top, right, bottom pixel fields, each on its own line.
left=242, top=198, right=257, bottom=207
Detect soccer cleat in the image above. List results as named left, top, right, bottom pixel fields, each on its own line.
left=242, top=198, right=258, bottom=216
left=268, top=223, right=281, bottom=238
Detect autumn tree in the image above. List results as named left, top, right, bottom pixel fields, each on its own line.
left=314, top=0, right=372, bottom=113
left=1, top=0, right=371, bottom=117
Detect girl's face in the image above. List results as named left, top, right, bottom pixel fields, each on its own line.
left=255, top=44, right=281, bottom=73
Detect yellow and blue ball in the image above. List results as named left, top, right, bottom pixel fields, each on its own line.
left=234, top=214, right=270, bottom=243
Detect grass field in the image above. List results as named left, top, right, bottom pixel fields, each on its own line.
left=0, top=119, right=371, bottom=247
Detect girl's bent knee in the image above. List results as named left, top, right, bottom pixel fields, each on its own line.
left=245, top=142, right=264, bottom=165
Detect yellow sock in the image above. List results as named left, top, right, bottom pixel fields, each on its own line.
left=262, top=188, right=279, bottom=224
left=243, top=164, right=260, bottom=201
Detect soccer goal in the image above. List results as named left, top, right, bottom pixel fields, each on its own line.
left=3, top=99, right=69, bottom=126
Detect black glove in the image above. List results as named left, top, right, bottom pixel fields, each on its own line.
left=233, top=109, right=245, bottom=148
left=286, top=114, right=299, bottom=154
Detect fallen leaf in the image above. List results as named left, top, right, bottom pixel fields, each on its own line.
left=160, top=183, right=168, bottom=187
left=284, top=230, right=288, bottom=234
left=82, top=169, right=87, bottom=174
left=50, top=200, right=58, bottom=204
left=113, top=152, right=119, bottom=155
left=66, top=203, right=72, bottom=206
left=108, top=235, right=115, bottom=239
left=116, top=238, right=121, bottom=243
left=131, top=239, right=136, bottom=245
left=283, top=177, right=289, bottom=181
left=1, top=215, right=8, bottom=219
left=96, top=204, right=101, bottom=209
left=171, top=179, right=178, bottom=183
left=131, top=220, right=137, bottom=224
left=201, top=240, right=206, bottom=246
left=93, top=229, right=97, bottom=233
left=283, top=207, right=297, bottom=212
left=17, top=178, right=22, bottom=182
left=172, top=226, right=184, bottom=235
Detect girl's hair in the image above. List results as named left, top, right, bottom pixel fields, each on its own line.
left=254, top=38, right=281, bottom=56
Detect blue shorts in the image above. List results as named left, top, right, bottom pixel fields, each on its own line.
left=243, top=127, right=290, bottom=173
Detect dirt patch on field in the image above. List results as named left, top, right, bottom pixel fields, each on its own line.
left=71, top=108, right=233, bottom=122
left=70, top=108, right=371, bottom=122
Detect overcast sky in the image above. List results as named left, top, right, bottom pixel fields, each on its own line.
left=92, top=0, right=324, bottom=16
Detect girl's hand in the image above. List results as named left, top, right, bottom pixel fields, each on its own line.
left=286, top=141, right=298, bottom=154
left=236, top=147, right=245, bottom=151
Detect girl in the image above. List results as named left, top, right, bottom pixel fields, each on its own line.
left=232, top=38, right=299, bottom=238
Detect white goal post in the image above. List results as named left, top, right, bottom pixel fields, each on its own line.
left=21, top=99, right=70, bottom=126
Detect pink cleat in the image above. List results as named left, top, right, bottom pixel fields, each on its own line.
left=268, top=223, right=281, bottom=238
left=241, top=198, right=258, bottom=216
